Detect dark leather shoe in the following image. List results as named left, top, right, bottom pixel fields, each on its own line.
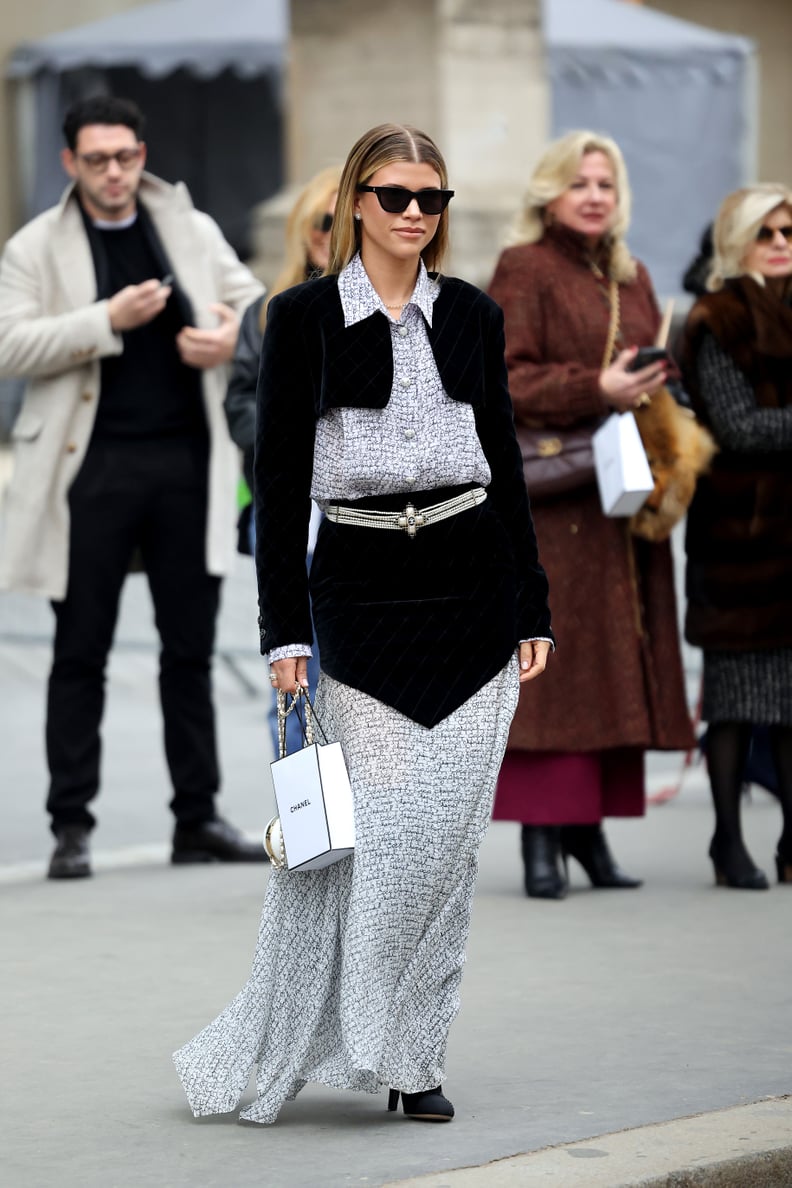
left=709, top=836, right=768, bottom=890
left=561, top=824, right=642, bottom=889
left=388, top=1086, right=454, bottom=1122
left=521, top=825, right=567, bottom=899
left=171, top=816, right=268, bottom=864
left=48, top=825, right=92, bottom=879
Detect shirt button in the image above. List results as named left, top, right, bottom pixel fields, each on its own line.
left=398, top=326, right=408, bottom=337
left=400, top=376, right=410, bottom=388
left=81, top=391, right=93, bottom=402
left=404, top=428, right=416, bottom=440
left=569, top=523, right=579, bottom=534
left=66, top=442, right=78, bottom=453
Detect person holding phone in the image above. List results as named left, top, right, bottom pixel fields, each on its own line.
left=0, top=95, right=266, bottom=879
left=486, top=129, right=693, bottom=899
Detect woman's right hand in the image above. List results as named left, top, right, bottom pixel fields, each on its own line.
left=269, top=657, right=309, bottom=693
left=599, top=347, right=667, bottom=411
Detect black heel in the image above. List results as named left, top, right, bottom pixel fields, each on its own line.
left=387, top=1086, right=454, bottom=1122
left=709, top=837, right=769, bottom=890
left=521, top=826, right=567, bottom=899
left=560, top=824, right=642, bottom=889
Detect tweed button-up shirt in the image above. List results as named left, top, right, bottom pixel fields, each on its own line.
left=310, top=253, right=491, bottom=502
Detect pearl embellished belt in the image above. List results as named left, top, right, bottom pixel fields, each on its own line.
left=325, top=487, right=487, bottom=538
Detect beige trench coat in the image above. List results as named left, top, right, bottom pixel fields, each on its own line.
left=0, top=172, right=263, bottom=599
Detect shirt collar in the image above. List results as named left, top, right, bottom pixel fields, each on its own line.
left=338, top=252, right=439, bottom=329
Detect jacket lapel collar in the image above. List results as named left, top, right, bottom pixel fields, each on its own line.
left=429, top=283, right=485, bottom=407
left=51, top=188, right=97, bottom=310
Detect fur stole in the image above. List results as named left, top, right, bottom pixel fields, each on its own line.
left=629, top=387, right=717, bottom=542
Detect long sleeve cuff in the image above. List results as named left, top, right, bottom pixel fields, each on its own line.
left=268, top=644, right=313, bottom=664
left=519, top=637, right=556, bottom=651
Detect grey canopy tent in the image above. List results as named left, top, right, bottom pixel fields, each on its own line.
left=544, top=0, right=756, bottom=296
left=7, top=0, right=288, bottom=259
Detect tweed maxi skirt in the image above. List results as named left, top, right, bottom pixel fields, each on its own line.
left=173, top=657, right=520, bottom=1124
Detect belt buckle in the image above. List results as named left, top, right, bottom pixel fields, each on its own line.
left=397, top=502, right=425, bottom=538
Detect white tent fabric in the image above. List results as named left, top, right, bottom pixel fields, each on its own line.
left=544, top=0, right=756, bottom=296
left=7, top=0, right=287, bottom=80
left=6, top=0, right=288, bottom=252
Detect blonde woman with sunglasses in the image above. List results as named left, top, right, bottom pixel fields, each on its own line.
left=174, top=124, right=553, bottom=1125
left=682, top=184, right=792, bottom=891
left=224, top=166, right=341, bottom=754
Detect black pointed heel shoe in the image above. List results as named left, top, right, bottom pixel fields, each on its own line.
left=388, top=1086, right=454, bottom=1122
left=775, top=853, right=792, bottom=885
left=521, top=825, right=567, bottom=899
left=709, top=838, right=769, bottom=890
left=560, top=824, right=642, bottom=889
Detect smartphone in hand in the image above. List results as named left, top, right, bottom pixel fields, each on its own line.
left=627, top=346, right=668, bottom=372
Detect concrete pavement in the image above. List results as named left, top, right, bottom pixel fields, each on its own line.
left=2, top=564, right=791, bottom=1186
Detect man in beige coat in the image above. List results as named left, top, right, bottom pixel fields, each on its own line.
left=0, top=96, right=265, bottom=878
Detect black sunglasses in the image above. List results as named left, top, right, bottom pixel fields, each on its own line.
left=314, top=212, right=334, bottom=233
left=756, top=224, right=792, bottom=243
left=356, top=185, right=454, bottom=215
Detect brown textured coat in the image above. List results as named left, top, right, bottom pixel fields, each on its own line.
left=488, top=225, right=693, bottom=753
left=682, top=277, right=792, bottom=651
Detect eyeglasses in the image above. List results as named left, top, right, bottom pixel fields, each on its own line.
left=756, top=224, right=792, bottom=243
left=76, top=147, right=143, bottom=174
left=314, top=212, right=333, bottom=233
left=356, top=185, right=454, bottom=215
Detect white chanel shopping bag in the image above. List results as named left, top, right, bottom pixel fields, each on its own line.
left=593, top=411, right=654, bottom=517
left=265, top=691, right=355, bottom=871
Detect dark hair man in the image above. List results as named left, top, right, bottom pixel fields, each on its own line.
left=0, top=96, right=266, bottom=878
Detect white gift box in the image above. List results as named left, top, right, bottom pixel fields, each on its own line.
left=270, top=740, right=355, bottom=870
left=593, top=411, right=654, bottom=517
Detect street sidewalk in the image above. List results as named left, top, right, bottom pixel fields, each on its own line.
left=1, top=531, right=791, bottom=1186
left=2, top=634, right=791, bottom=1186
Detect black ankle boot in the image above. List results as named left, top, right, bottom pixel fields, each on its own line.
left=388, top=1086, right=454, bottom=1122
left=709, top=835, right=769, bottom=890
left=560, top=824, right=642, bottom=889
left=521, top=825, right=567, bottom=899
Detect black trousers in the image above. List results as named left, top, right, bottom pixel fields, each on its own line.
left=46, top=437, right=221, bottom=832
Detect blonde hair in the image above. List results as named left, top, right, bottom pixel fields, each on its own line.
left=508, top=130, right=636, bottom=284
left=327, top=123, right=450, bottom=276
left=707, top=183, right=792, bottom=291
left=264, top=165, right=343, bottom=320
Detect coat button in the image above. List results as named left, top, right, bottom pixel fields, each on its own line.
left=569, top=523, right=579, bottom=534
left=66, top=442, right=78, bottom=453
left=403, top=428, right=416, bottom=440
left=398, top=326, right=408, bottom=337
left=81, top=392, right=93, bottom=402
left=399, top=376, right=410, bottom=388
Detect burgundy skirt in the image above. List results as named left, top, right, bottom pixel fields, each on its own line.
left=492, top=748, right=645, bottom=825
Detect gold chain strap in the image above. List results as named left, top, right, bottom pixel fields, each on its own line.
left=601, top=279, right=620, bottom=371
left=590, top=260, right=621, bottom=371
left=276, top=689, right=314, bottom=759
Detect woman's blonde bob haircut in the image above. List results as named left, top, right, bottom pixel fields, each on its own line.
left=707, top=183, right=792, bottom=291
left=328, top=123, right=450, bottom=276
left=264, top=164, right=343, bottom=319
left=508, top=129, right=636, bottom=283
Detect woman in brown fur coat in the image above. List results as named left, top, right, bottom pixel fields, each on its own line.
left=487, top=131, right=694, bottom=899
left=683, top=184, right=792, bottom=891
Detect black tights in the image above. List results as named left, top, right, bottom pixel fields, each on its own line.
left=707, top=722, right=792, bottom=861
